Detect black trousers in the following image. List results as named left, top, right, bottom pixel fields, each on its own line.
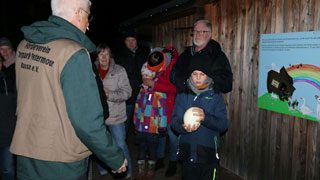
left=181, top=162, right=218, bottom=180
left=137, top=132, right=160, bottom=160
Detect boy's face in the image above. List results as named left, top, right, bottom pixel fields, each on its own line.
left=191, top=70, right=208, bottom=86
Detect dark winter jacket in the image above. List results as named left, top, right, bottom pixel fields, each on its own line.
left=115, top=46, right=149, bottom=105
left=0, top=66, right=16, bottom=147
left=171, top=88, right=228, bottom=165
left=170, top=40, right=233, bottom=93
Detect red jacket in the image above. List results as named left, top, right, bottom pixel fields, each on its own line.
left=152, top=46, right=178, bottom=124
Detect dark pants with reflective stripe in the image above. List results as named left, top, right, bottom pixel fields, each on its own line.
left=181, top=162, right=218, bottom=180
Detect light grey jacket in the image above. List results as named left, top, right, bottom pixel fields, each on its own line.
left=99, top=58, right=132, bottom=125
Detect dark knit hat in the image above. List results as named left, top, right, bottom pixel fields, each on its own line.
left=0, top=37, right=13, bottom=48
left=122, top=30, right=138, bottom=39
left=188, top=54, right=212, bottom=76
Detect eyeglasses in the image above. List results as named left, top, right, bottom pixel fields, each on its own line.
left=80, top=8, right=93, bottom=22
left=192, top=30, right=210, bottom=35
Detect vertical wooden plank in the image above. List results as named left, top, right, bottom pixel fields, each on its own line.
left=299, top=0, right=308, bottom=31
left=278, top=115, right=291, bottom=180
left=272, top=113, right=282, bottom=180
left=221, top=0, right=241, bottom=175
left=314, top=0, right=320, bottom=30
left=222, top=0, right=241, bottom=175
left=244, top=0, right=258, bottom=179
left=291, top=118, right=300, bottom=180
left=250, top=0, right=263, bottom=179
left=238, top=0, right=249, bottom=179
left=256, top=4, right=271, bottom=178
left=274, top=0, right=284, bottom=33
left=292, top=118, right=308, bottom=180
left=257, top=109, right=268, bottom=180
left=305, top=122, right=317, bottom=180
left=224, top=0, right=239, bottom=175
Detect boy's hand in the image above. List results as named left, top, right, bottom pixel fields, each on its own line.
left=192, top=107, right=205, bottom=122
left=182, top=123, right=200, bottom=132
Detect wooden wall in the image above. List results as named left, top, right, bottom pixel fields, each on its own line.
left=152, top=0, right=320, bottom=179
left=152, top=15, right=196, bottom=53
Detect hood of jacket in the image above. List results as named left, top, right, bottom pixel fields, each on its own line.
left=21, top=15, right=96, bottom=53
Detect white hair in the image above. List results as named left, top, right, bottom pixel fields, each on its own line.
left=51, top=0, right=91, bottom=19
left=194, top=19, right=212, bottom=32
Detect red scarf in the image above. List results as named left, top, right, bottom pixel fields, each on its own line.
left=98, top=64, right=108, bottom=80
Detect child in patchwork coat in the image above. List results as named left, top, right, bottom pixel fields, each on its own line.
left=133, top=47, right=176, bottom=179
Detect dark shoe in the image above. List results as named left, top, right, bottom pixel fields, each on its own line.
left=165, top=161, right=177, bottom=177
left=155, top=158, right=165, bottom=170
left=135, top=160, right=145, bottom=180
left=146, top=160, right=156, bottom=179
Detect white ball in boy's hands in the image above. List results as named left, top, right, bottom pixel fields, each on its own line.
left=183, top=107, right=200, bottom=126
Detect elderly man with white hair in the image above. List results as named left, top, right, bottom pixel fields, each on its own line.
left=10, top=0, right=127, bottom=179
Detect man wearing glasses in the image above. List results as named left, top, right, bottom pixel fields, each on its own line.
left=171, top=19, right=233, bottom=94
left=10, top=0, right=127, bottom=179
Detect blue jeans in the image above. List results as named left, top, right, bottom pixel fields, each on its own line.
left=0, top=146, right=15, bottom=180
left=109, top=123, right=132, bottom=177
left=125, top=104, right=135, bottom=134
left=156, top=125, right=178, bottom=161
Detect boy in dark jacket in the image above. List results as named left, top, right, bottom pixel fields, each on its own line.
left=171, top=53, right=228, bottom=180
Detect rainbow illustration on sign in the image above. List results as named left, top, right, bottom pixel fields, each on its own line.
left=258, top=31, right=320, bottom=121
left=286, top=64, right=320, bottom=91
left=258, top=63, right=320, bottom=121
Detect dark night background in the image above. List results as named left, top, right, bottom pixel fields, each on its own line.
left=0, top=0, right=171, bottom=50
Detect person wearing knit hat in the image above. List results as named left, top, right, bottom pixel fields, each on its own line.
left=0, top=37, right=16, bottom=180
left=188, top=54, right=212, bottom=77
left=0, top=37, right=15, bottom=68
left=171, top=52, right=228, bottom=180
left=122, top=30, right=138, bottom=40
left=116, top=29, right=149, bottom=138
left=0, top=37, right=13, bottom=49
